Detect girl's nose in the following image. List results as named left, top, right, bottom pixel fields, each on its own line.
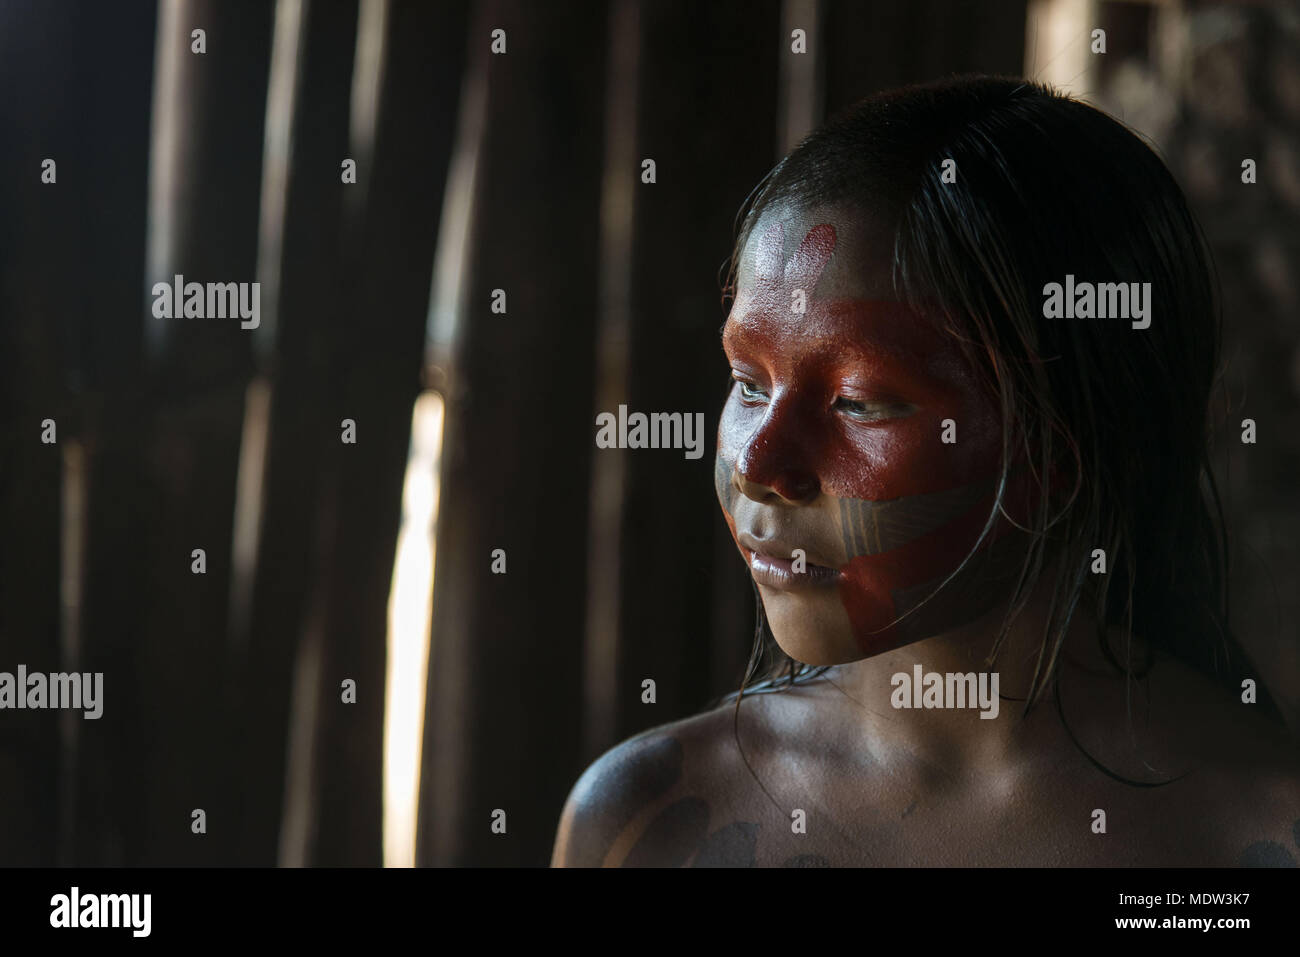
left=734, top=397, right=821, bottom=504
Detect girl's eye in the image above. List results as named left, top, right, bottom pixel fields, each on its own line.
left=734, top=377, right=769, bottom=403
left=834, top=396, right=913, bottom=421
left=731, top=373, right=911, bottom=420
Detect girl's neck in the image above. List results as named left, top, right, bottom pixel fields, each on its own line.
left=827, top=571, right=1151, bottom=781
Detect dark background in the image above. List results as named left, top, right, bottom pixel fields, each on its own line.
left=1, top=0, right=1296, bottom=868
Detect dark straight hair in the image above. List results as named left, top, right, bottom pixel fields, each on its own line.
left=716, top=75, right=1283, bottom=735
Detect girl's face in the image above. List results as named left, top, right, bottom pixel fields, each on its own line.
left=716, top=202, right=1029, bottom=665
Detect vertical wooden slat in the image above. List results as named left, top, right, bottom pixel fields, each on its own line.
left=231, top=0, right=360, bottom=866
left=0, top=2, right=73, bottom=869
left=73, top=0, right=274, bottom=866
left=65, top=0, right=157, bottom=868
left=580, top=0, right=641, bottom=769
left=418, top=0, right=608, bottom=867
left=307, top=0, right=467, bottom=866
left=611, top=0, right=782, bottom=744
left=0, top=0, right=159, bottom=867
left=0, top=401, right=62, bottom=870
left=143, top=0, right=272, bottom=389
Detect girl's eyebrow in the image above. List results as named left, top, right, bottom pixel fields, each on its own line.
left=723, top=322, right=899, bottom=371
left=723, top=303, right=922, bottom=350
left=720, top=306, right=961, bottom=393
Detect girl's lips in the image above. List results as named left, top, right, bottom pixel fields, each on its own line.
left=742, top=546, right=843, bottom=590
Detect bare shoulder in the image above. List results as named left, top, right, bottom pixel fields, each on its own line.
left=1138, top=656, right=1300, bottom=865
left=1199, top=700, right=1300, bottom=866
left=1226, top=761, right=1300, bottom=866
left=551, top=708, right=715, bottom=867
left=551, top=685, right=827, bottom=867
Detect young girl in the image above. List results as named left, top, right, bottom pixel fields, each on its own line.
left=552, top=76, right=1298, bottom=867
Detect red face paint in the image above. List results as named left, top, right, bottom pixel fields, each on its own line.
left=716, top=206, right=1030, bottom=662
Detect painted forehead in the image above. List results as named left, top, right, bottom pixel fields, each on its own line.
left=728, top=204, right=960, bottom=367
left=734, top=203, right=897, bottom=302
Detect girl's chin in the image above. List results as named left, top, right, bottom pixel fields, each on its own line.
left=761, top=586, right=928, bottom=665
left=762, top=590, right=870, bottom=666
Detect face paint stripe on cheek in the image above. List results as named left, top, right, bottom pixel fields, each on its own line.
left=866, top=498, right=882, bottom=554
left=837, top=479, right=996, bottom=560
left=835, top=482, right=1020, bottom=654
left=847, top=497, right=876, bottom=556
left=837, top=498, right=860, bottom=559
